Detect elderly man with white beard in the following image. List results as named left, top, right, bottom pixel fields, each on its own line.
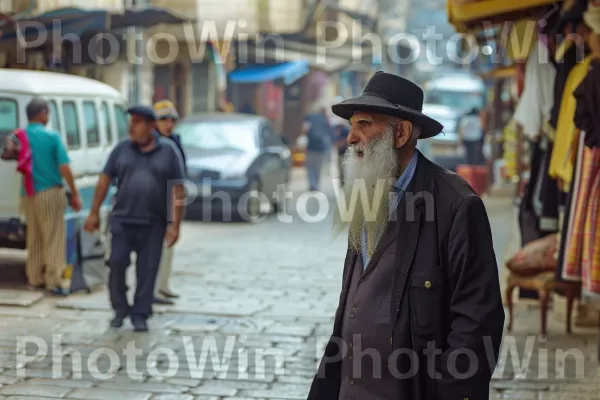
left=308, top=72, right=504, bottom=400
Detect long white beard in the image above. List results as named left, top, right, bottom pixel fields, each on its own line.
left=332, top=126, right=400, bottom=257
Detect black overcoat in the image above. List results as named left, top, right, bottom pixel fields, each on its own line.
left=308, top=153, right=505, bottom=400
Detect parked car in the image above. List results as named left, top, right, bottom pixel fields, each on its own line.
left=176, top=113, right=292, bottom=222
left=421, top=103, right=465, bottom=172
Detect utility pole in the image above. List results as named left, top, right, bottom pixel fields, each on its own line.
left=132, top=0, right=146, bottom=105
left=376, top=0, right=410, bottom=74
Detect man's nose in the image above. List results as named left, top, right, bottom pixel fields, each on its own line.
left=347, top=128, right=361, bottom=145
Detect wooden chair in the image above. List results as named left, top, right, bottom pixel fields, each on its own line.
left=506, top=271, right=581, bottom=336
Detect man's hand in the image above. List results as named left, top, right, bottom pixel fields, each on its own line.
left=165, top=223, right=179, bottom=247
left=84, top=213, right=100, bottom=233
left=70, top=192, right=82, bottom=212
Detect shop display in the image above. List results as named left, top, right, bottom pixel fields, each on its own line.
left=449, top=0, right=600, bottom=363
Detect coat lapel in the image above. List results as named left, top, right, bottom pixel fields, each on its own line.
left=390, top=153, right=429, bottom=329
left=361, top=206, right=400, bottom=279
left=333, top=248, right=357, bottom=334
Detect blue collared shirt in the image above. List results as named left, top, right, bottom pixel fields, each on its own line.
left=361, top=151, right=418, bottom=267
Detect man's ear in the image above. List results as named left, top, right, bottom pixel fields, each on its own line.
left=394, top=120, right=412, bottom=149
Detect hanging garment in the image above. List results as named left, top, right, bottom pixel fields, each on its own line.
left=548, top=43, right=580, bottom=135
left=562, top=145, right=600, bottom=281
left=519, top=139, right=545, bottom=245
left=571, top=58, right=600, bottom=298
left=582, top=160, right=600, bottom=298
left=549, top=55, right=593, bottom=185
left=573, top=59, right=600, bottom=148
left=531, top=135, right=560, bottom=233
left=537, top=140, right=560, bottom=232
left=557, top=131, right=585, bottom=280
left=513, top=42, right=557, bottom=140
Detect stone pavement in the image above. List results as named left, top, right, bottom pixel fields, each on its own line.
left=0, top=167, right=595, bottom=399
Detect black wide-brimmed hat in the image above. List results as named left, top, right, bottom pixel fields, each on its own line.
left=331, top=71, right=443, bottom=139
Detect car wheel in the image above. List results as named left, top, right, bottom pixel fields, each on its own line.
left=272, top=182, right=287, bottom=213
left=238, top=180, right=266, bottom=223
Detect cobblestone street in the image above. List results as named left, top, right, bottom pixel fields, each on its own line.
left=0, top=169, right=596, bottom=399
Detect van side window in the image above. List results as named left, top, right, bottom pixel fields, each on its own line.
left=114, top=105, right=128, bottom=141
left=101, top=102, right=113, bottom=145
left=48, top=100, right=61, bottom=133
left=62, top=101, right=81, bottom=149
left=0, top=99, right=18, bottom=139
left=83, top=101, right=100, bottom=147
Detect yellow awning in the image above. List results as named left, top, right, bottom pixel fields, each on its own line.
left=448, top=0, right=558, bottom=32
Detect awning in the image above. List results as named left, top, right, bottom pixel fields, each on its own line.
left=249, top=47, right=352, bottom=73
left=243, top=40, right=379, bottom=73
left=0, top=6, right=191, bottom=43
left=448, top=0, right=557, bottom=32
left=229, top=61, right=310, bottom=85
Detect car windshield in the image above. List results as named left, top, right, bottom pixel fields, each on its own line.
left=177, top=121, right=257, bottom=151
left=426, top=90, right=484, bottom=113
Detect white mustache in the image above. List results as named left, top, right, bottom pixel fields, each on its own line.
left=350, top=144, right=366, bottom=154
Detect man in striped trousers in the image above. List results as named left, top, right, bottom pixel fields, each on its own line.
left=22, top=98, right=82, bottom=295
left=153, top=100, right=187, bottom=305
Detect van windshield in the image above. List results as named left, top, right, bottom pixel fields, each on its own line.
left=426, top=90, right=484, bottom=113
left=0, top=99, right=18, bottom=136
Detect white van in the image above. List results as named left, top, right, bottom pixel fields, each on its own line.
left=424, top=73, right=486, bottom=113
left=0, top=69, right=127, bottom=285
left=422, top=73, right=486, bottom=171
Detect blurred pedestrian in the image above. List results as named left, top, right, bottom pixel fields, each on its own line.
left=153, top=100, right=187, bottom=305
left=459, top=107, right=484, bottom=165
left=83, top=105, right=185, bottom=332
left=303, top=102, right=334, bottom=191
left=311, top=72, right=504, bottom=400
left=21, top=98, right=81, bottom=295
left=330, top=97, right=350, bottom=186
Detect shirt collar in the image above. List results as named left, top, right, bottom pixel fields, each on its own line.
left=131, top=131, right=162, bottom=152
left=392, top=151, right=418, bottom=193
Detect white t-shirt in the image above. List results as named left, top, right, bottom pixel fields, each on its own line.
left=460, top=115, right=483, bottom=141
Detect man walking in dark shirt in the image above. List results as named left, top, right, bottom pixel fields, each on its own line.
left=84, top=105, right=185, bottom=332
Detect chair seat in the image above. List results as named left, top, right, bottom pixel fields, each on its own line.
left=506, top=269, right=581, bottom=336
left=508, top=271, right=556, bottom=290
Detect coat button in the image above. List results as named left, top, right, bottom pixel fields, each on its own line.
left=349, top=378, right=355, bottom=385
left=424, top=281, right=432, bottom=289
left=390, top=337, right=392, bottom=345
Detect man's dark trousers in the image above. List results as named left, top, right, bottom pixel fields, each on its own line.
left=108, top=217, right=166, bottom=319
